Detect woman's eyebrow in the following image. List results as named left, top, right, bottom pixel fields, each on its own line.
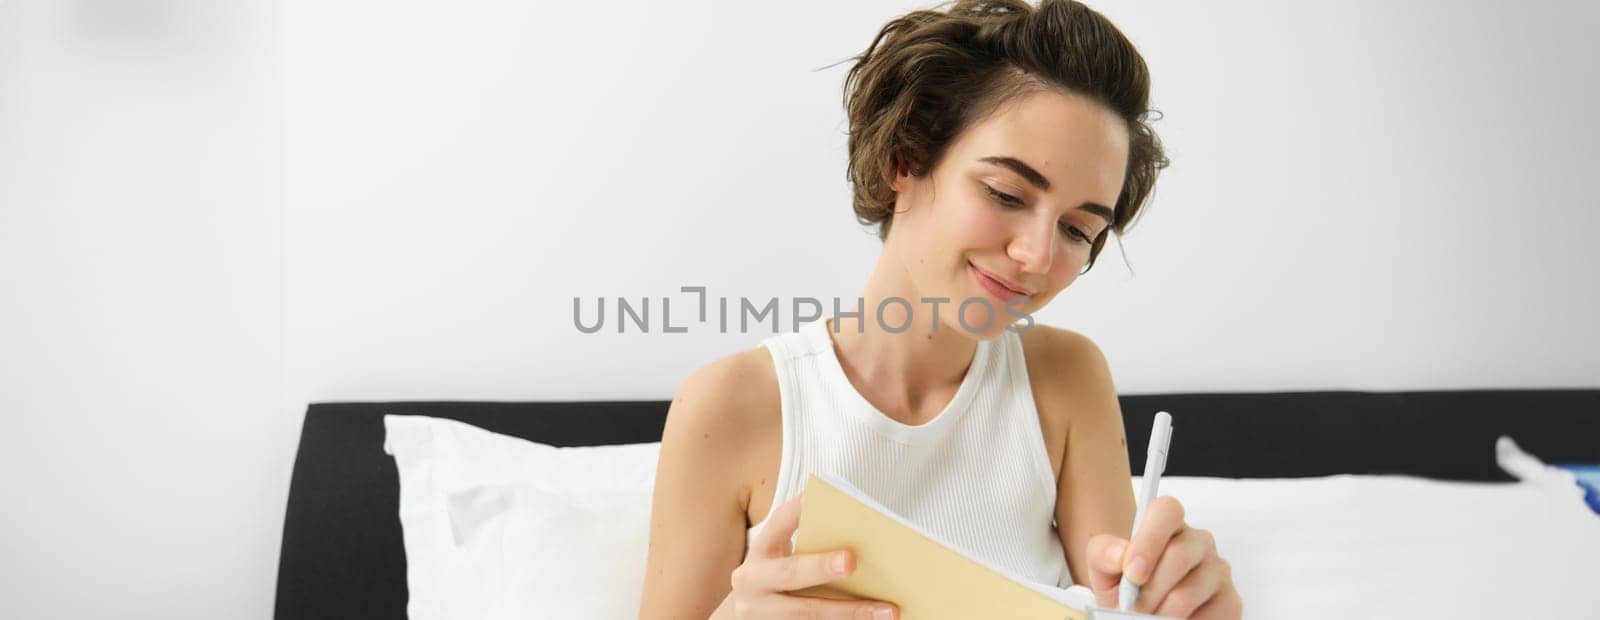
left=978, top=155, right=1115, bottom=226
left=979, top=155, right=1052, bottom=190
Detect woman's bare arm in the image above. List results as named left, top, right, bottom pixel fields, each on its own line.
left=1043, top=329, right=1137, bottom=586
left=639, top=353, right=765, bottom=619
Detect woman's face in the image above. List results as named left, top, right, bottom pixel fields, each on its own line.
left=887, top=88, right=1131, bottom=339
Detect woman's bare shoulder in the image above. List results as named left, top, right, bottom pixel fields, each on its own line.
left=1017, top=323, right=1119, bottom=451
left=1018, top=323, right=1112, bottom=395
left=671, top=344, right=781, bottom=434
left=664, top=344, right=783, bottom=507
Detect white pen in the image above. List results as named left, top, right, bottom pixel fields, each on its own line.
left=1119, top=411, right=1173, bottom=612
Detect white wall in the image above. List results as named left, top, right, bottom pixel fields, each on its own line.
left=0, top=1, right=283, bottom=618
left=283, top=0, right=1600, bottom=404
left=2, top=0, right=1597, bottom=617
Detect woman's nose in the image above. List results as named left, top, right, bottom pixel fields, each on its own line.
left=1008, top=219, right=1055, bottom=275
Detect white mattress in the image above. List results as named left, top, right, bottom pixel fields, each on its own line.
left=1149, top=474, right=1600, bottom=619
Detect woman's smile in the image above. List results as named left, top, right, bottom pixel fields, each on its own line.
left=968, top=261, right=1031, bottom=304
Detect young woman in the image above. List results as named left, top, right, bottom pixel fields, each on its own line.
left=640, top=1, right=1242, bottom=618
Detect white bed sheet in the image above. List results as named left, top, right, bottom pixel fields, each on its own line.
left=1154, top=475, right=1600, bottom=619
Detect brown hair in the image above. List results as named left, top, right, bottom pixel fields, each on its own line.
left=842, top=0, right=1169, bottom=273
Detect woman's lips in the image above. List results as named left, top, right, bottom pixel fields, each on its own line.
left=969, top=262, right=1029, bottom=303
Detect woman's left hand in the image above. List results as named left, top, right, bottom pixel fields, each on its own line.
left=1083, top=496, right=1243, bottom=619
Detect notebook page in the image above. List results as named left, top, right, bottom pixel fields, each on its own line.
left=814, top=472, right=1098, bottom=609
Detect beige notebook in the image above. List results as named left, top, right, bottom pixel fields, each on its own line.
left=790, top=472, right=1173, bottom=620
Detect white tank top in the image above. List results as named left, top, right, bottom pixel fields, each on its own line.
left=745, top=317, right=1073, bottom=588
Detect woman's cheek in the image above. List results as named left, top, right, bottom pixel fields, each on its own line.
left=958, top=199, right=1009, bottom=242
left=1045, top=251, right=1084, bottom=294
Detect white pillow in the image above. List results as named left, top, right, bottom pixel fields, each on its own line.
left=382, top=414, right=661, bottom=620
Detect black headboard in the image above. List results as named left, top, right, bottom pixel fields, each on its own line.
left=273, top=389, right=1599, bottom=620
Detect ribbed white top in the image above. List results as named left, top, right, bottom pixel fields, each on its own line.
left=745, top=318, right=1072, bottom=588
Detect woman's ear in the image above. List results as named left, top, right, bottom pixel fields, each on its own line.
left=887, top=151, right=916, bottom=213
left=889, top=151, right=906, bottom=193
left=889, top=149, right=916, bottom=194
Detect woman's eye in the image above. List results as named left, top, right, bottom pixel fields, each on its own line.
left=987, top=185, right=1093, bottom=244
left=1058, top=222, right=1092, bottom=243
left=984, top=186, right=1022, bottom=207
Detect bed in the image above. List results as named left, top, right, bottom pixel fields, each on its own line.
left=274, top=389, right=1600, bottom=619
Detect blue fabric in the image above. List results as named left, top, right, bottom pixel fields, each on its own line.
left=1554, top=464, right=1600, bottom=515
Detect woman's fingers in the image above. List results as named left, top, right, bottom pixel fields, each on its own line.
left=1132, top=527, right=1214, bottom=614
left=1123, top=496, right=1185, bottom=587
left=1084, top=533, right=1130, bottom=606
left=1082, top=497, right=1241, bottom=618
left=746, top=589, right=899, bottom=620
left=752, top=493, right=806, bottom=558
left=1190, top=580, right=1243, bottom=620
left=1151, top=555, right=1231, bottom=618
left=730, top=548, right=899, bottom=618
left=731, top=547, right=853, bottom=595
left=732, top=492, right=902, bottom=618
left=781, top=549, right=857, bottom=592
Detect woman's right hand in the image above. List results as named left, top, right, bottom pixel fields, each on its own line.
left=723, top=493, right=900, bottom=620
